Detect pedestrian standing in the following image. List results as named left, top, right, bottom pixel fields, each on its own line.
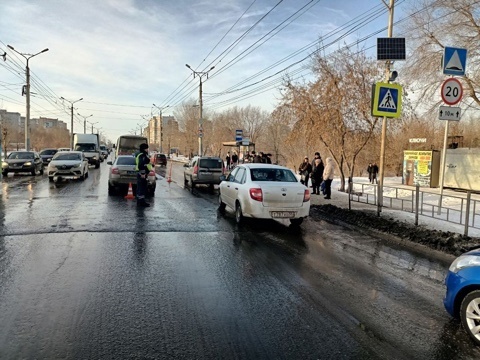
left=372, top=162, right=379, bottom=184
left=298, top=156, right=312, bottom=187
left=367, top=163, right=373, bottom=183
left=322, top=157, right=335, bottom=199
left=226, top=152, right=231, bottom=170
left=135, top=143, right=153, bottom=207
left=311, top=155, right=324, bottom=195
left=231, top=152, right=238, bottom=168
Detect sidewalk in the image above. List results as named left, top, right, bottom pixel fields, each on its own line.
left=308, top=178, right=480, bottom=238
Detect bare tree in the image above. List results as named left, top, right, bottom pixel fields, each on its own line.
left=281, top=46, right=383, bottom=191
left=402, top=0, right=480, bottom=112
left=263, top=105, right=294, bottom=165
left=174, top=101, right=199, bottom=158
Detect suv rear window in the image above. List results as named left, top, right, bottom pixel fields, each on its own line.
left=199, top=158, right=223, bottom=168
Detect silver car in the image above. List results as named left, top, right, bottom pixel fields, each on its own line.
left=107, top=155, right=156, bottom=196
left=183, top=156, right=224, bottom=192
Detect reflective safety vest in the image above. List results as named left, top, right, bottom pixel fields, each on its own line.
left=135, top=152, right=152, bottom=173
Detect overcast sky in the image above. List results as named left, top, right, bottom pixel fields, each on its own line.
left=1, top=0, right=408, bottom=143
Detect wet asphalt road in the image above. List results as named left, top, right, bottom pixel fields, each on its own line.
left=1, top=158, right=480, bottom=359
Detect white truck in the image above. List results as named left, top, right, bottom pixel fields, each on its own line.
left=73, top=133, right=101, bottom=168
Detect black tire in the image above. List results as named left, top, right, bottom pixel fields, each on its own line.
left=108, top=184, right=116, bottom=196
left=95, top=162, right=100, bottom=169
left=190, top=177, right=195, bottom=193
left=31, top=168, right=36, bottom=176
left=184, top=174, right=188, bottom=188
left=218, top=193, right=226, bottom=213
left=49, top=176, right=54, bottom=182
left=235, top=202, right=244, bottom=225
left=85, top=171, right=89, bottom=179
left=39, top=166, right=44, bottom=175
left=460, top=290, right=480, bottom=346
left=2, top=171, right=7, bottom=177
left=80, top=171, right=85, bottom=181
left=290, top=218, right=304, bottom=227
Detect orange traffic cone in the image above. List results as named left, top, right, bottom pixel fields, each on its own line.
left=125, top=182, right=135, bottom=200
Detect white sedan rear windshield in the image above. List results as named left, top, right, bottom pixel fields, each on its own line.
left=116, top=157, right=136, bottom=165
left=250, top=168, right=297, bottom=182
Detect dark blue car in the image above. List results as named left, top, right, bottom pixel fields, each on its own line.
left=444, top=248, right=480, bottom=345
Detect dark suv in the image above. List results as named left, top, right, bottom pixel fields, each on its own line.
left=183, top=156, right=224, bottom=191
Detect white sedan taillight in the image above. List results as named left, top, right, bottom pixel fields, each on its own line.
left=111, top=167, right=119, bottom=175
left=303, top=189, right=310, bottom=202
left=249, top=188, right=263, bottom=202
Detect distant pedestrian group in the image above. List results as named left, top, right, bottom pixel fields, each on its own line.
left=298, top=151, right=333, bottom=200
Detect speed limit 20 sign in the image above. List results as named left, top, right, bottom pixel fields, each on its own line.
left=441, top=78, right=463, bottom=106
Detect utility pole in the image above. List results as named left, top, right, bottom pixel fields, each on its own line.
left=7, top=45, right=49, bottom=151
left=0, top=112, right=3, bottom=181
left=186, top=64, right=215, bottom=156
left=377, top=0, right=395, bottom=215
left=77, top=113, right=93, bottom=134
left=88, top=121, right=98, bottom=134
left=153, top=104, right=169, bottom=153
left=61, top=97, right=83, bottom=149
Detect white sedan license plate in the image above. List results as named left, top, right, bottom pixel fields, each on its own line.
left=271, top=211, right=296, bottom=218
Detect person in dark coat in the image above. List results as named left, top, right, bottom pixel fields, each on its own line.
left=311, top=156, right=324, bottom=195
left=367, top=163, right=373, bottom=183
left=231, top=152, right=238, bottom=167
left=252, top=151, right=263, bottom=163
left=372, top=162, right=379, bottom=184
left=225, top=152, right=231, bottom=169
left=135, top=143, right=152, bottom=207
left=298, top=156, right=312, bottom=187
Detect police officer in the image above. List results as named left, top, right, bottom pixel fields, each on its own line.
left=135, top=143, right=152, bottom=207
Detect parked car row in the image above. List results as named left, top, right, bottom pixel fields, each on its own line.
left=2, top=149, right=97, bottom=181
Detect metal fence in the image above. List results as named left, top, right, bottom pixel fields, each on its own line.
left=348, top=181, right=480, bottom=236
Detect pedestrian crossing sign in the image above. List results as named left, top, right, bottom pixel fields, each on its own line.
left=371, top=82, right=402, bottom=118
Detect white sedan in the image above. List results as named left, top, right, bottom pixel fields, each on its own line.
left=47, top=151, right=89, bottom=182
left=218, top=164, right=311, bottom=226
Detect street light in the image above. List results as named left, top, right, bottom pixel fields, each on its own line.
left=87, top=121, right=98, bottom=134
left=61, top=96, right=83, bottom=148
left=152, top=104, right=169, bottom=153
left=77, top=112, right=93, bottom=134
left=7, top=45, right=49, bottom=151
left=137, top=119, right=149, bottom=137
left=186, top=64, right=215, bottom=156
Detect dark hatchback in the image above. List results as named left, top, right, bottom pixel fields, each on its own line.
left=154, top=153, right=167, bottom=167
left=2, top=151, right=44, bottom=176
left=39, top=148, right=58, bottom=165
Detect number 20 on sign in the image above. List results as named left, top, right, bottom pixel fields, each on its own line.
left=441, top=78, right=463, bottom=106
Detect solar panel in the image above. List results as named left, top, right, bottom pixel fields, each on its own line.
left=377, top=38, right=406, bottom=61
